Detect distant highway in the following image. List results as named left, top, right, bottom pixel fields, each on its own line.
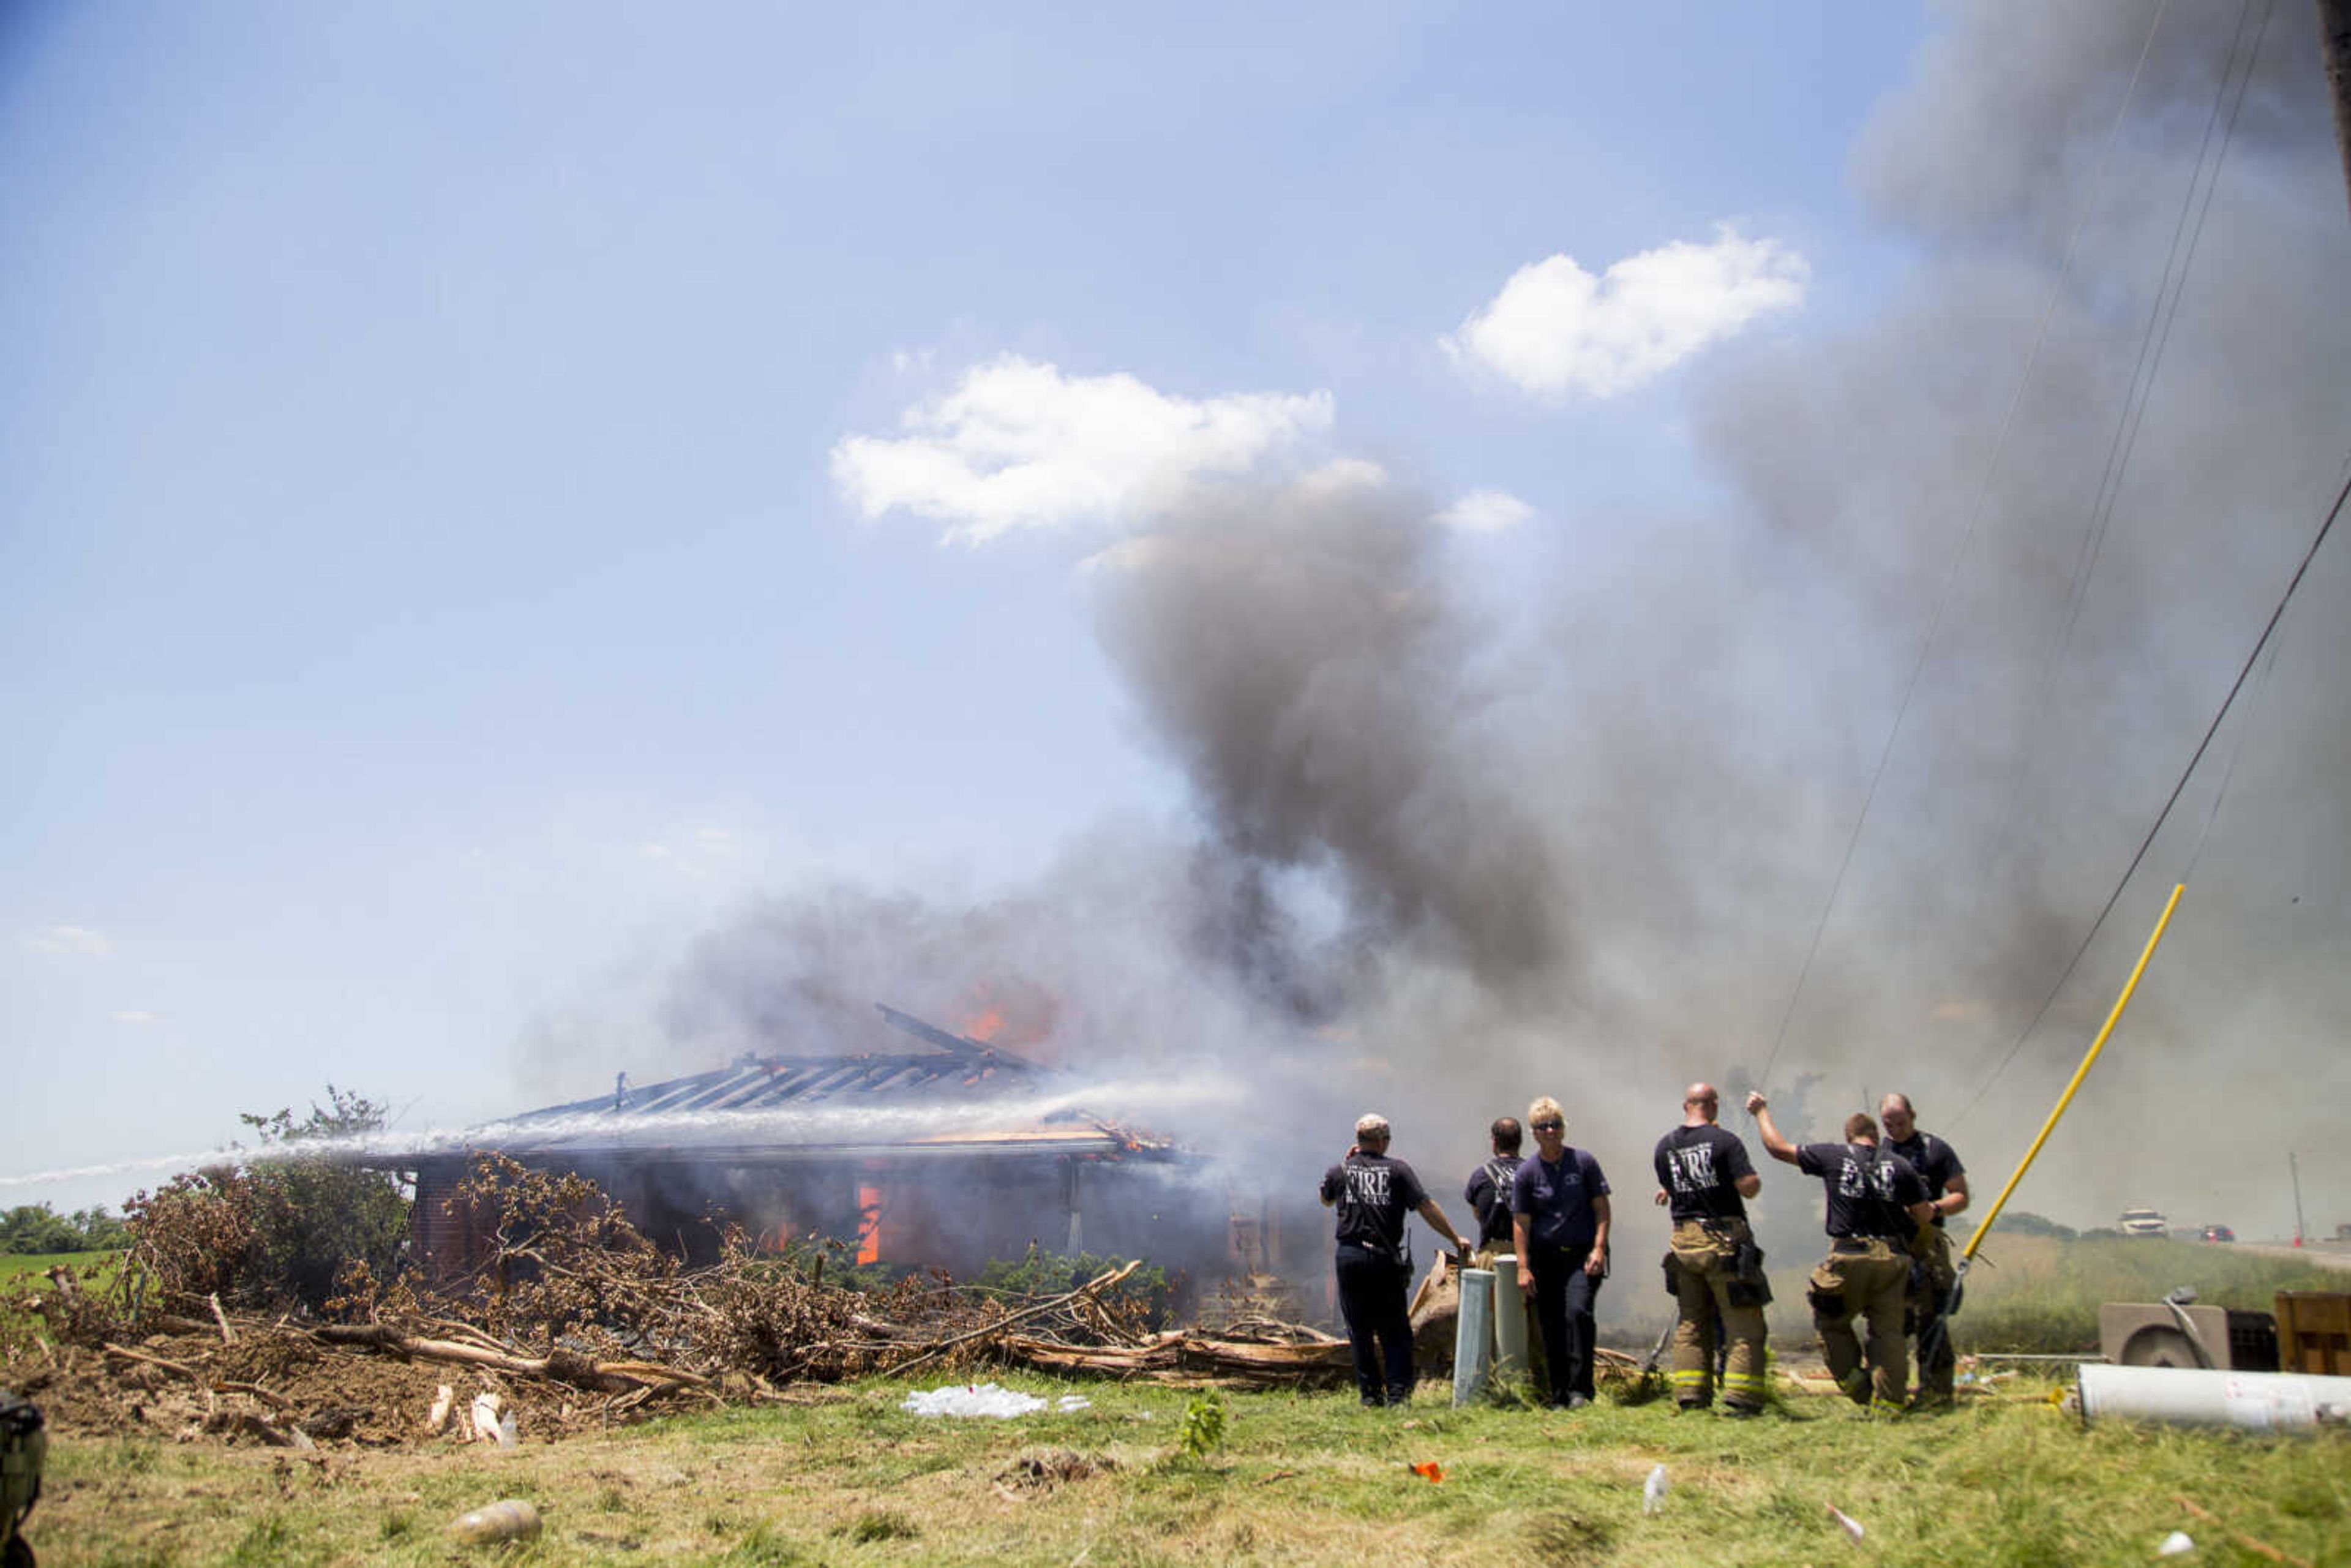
left=2230, top=1240, right=2351, bottom=1273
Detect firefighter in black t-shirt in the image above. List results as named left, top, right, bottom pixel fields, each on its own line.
left=1463, top=1116, right=1526, bottom=1259
left=1651, top=1082, right=1767, bottom=1414
left=1748, top=1093, right=1935, bottom=1411
left=1880, top=1093, right=1970, bottom=1408
left=1319, top=1113, right=1471, bottom=1407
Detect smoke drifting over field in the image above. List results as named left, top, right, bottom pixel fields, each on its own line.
left=663, top=1, right=2351, bottom=1234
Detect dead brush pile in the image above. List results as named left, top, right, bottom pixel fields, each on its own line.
left=1, top=1153, right=1193, bottom=1449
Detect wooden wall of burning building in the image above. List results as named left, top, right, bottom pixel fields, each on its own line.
left=391, top=1007, right=1295, bottom=1304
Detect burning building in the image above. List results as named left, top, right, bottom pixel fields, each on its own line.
left=402, top=1005, right=1264, bottom=1294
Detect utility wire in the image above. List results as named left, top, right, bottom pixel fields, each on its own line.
left=1975, top=0, right=2265, bottom=888
left=1949, top=0, right=2290, bottom=1131
left=1751, top=1, right=2172, bottom=1093
left=1951, top=462, right=2351, bottom=1131
left=2181, top=642, right=2278, bottom=883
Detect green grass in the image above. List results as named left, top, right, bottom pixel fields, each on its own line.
left=15, top=1372, right=2349, bottom=1566
left=1, top=1250, right=130, bottom=1349
left=0, top=1250, right=124, bottom=1281
left=1631, top=1234, right=2351, bottom=1356
left=1941, top=1234, right=2347, bottom=1354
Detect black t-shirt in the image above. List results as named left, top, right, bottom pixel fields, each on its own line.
left=1464, top=1155, right=1524, bottom=1245
left=1885, top=1131, right=1965, bottom=1228
left=1795, top=1142, right=1927, bottom=1240
left=1652, top=1123, right=1756, bottom=1223
left=1321, top=1152, right=1431, bottom=1256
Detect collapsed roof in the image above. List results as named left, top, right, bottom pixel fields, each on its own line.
left=397, top=1004, right=1182, bottom=1166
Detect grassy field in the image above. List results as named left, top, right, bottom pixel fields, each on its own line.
left=1945, top=1234, right=2351, bottom=1354
left=15, top=1371, right=2349, bottom=1567
left=0, top=1252, right=121, bottom=1283
left=1616, top=1234, right=2351, bottom=1355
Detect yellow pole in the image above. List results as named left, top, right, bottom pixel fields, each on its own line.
left=1962, top=883, right=2184, bottom=1264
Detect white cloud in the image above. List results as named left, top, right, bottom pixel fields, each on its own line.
left=1444, top=226, right=1808, bottom=399
left=1432, top=489, right=1535, bottom=533
left=24, top=925, right=111, bottom=957
left=1295, top=457, right=1389, bottom=497
left=831, top=355, right=1335, bottom=544
left=108, top=1010, right=157, bottom=1026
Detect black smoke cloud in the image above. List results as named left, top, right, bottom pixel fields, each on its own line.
left=1089, top=480, right=1564, bottom=1000
left=651, top=1, right=2351, bottom=1234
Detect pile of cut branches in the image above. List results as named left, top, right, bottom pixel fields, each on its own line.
left=6, top=1153, right=1316, bottom=1444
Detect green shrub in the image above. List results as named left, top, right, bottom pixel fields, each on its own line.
left=1176, top=1389, right=1227, bottom=1461
left=975, top=1245, right=1173, bottom=1329
left=126, top=1087, right=409, bottom=1314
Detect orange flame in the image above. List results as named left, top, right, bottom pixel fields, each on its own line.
left=855, top=1185, right=883, bottom=1266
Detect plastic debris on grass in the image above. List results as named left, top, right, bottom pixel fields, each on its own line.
left=448, top=1499, right=542, bottom=1546
left=2158, top=1531, right=2195, bottom=1557
left=1408, top=1461, right=1443, bottom=1483
left=900, top=1384, right=1090, bottom=1419
left=1643, top=1464, right=1667, bottom=1515
left=1828, top=1504, right=1866, bottom=1543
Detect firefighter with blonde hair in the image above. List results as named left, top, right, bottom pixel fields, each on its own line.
left=1510, top=1095, right=1612, bottom=1409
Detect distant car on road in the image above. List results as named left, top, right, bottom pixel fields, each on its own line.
left=2199, top=1224, right=2235, bottom=1243
left=2120, top=1207, right=2168, bottom=1237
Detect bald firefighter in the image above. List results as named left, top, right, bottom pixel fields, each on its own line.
left=1880, top=1092, right=1970, bottom=1410
left=1747, top=1092, right=1935, bottom=1412
left=1651, top=1082, right=1767, bottom=1415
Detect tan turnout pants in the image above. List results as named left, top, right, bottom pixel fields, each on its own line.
left=1669, top=1220, right=1767, bottom=1410
left=1906, top=1224, right=1959, bottom=1401
left=1809, top=1239, right=1909, bottom=1410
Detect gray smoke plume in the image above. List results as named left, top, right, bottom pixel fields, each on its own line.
left=649, top=0, right=2351, bottom=1243
left=1089, top=479, right=1565, bottom=1000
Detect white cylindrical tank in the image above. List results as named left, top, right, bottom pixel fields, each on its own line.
left=1490, top=1255, right=1529, bottom=1381
left=2076, top=1363, right=2351, bottom=1432
left=1453, top=1267, right=1495, bottom=1407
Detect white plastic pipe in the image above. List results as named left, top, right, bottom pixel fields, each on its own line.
left=1490, top=1255, right=1528, bottom=1381
left=1453, top=1267, right=1494, bottom=1407
left=2077, top=1363, right=2351, bottom=1432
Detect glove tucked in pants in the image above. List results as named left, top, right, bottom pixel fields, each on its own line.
left=1670, top=1219, right=1768, bottom=1411
left=1808, top=1238, right=1910, bottom=1410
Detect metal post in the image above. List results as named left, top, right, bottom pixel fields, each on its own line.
left=2290, top=1150, right=2308, bottom=1247
left=2320, top=0, right=2351, bottom=219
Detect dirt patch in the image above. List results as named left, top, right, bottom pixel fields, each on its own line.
left=6, top=1330, right=632, bottom=1449
left=993, top=1447, right=1118, bottom=1496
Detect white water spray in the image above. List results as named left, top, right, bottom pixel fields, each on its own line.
left=0, top=1071, right=1254, bottom=1196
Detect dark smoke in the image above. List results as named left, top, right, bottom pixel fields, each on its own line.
left=634, top=0, right=2349, bottom=1244
left=1089, top=479, right=1565, bottom=1000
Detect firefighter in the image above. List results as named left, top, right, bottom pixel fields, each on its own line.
left=1319, top=1113, right=1472, bottom=1408
left=1880, top=1092, right=1970, bottom=1409
left=1747, top=1092, right=1935, bottom=1412
left=1511, top=1096, right=1611, bottom=1409
left=1463, top=1116, right=1525, bottom=1261
left=1652, top=1082, right=1768, bottom=1415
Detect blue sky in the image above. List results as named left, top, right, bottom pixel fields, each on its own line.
left=8, top=3, right=2347, bottom=1232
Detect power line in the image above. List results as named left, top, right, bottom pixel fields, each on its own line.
left=1751, top=1, right=2173, bottom=1092
left=1949, top=0, right=2292, bottom=1131
left=1974, top=0, right=2268, bottom=890
left=1951, top=460, right=2350, bottom=1131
